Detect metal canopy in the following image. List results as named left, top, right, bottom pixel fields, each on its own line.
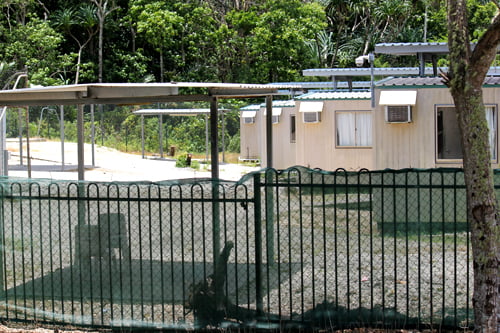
left=0, top=82, right=297, bottom=180
left=0, top=82, right=290, bottom=107
left=374, top=42, right=500, bottom=55
left=302, top=67, right=443, bottom=77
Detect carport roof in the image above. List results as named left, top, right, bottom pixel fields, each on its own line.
left=0, top=82, right=299, bottom=107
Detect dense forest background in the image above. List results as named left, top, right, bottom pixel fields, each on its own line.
left=0, top=0, right=496, bottom=158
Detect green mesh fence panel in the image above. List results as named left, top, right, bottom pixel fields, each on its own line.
left=0, top=167, right=477, bottom=331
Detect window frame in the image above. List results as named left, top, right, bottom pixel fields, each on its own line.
left=435, top=104, right=497, bottom=163
left=290, top=114, right=296, bottom=143
left=335, top=110, right=372, bottom=148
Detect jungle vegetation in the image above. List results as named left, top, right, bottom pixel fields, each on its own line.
left=0, top=0, right=497, bottom=157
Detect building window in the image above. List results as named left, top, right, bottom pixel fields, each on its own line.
left=336, top=111, right=372, bottom=147
left=272, top=115, right=280, bottom=124
left=290, top=114, right=296, bottom=143
left=437, top=106, right=497, bottom=160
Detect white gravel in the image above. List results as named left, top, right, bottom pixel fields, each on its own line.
left=6, top=140, right=260, bottom=182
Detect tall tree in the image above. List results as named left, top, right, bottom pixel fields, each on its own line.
left=441, top=0, right=499, bottom=332
left=91, top=0, right=117, bottom=83
left=130, top=0, right=182, bottom=82
left=52, top=4, right=98, bottom=84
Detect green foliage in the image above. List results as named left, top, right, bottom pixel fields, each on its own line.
left=1, top=0, right=499, bottom=158
left=175, top=152, right=198, bottom=170
left=0, top=17, right=66, bottom=85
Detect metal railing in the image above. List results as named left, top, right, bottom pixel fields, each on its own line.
left=0, top=167, right=477, bottom=330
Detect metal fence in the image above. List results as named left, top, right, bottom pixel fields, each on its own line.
left=0, top=167, right=478, bottom=331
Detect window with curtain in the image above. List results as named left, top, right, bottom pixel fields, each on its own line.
left=436, top=105, right=497, bottom=160
left=336, top=111, right=372, bottom=147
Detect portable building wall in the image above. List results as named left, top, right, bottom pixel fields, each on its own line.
left=263, top=103, right=297, bottom=169
left=239, top=105, right=262, bottom=162
left=295, top=92, right=373, bottom=171
left=374, top=77, right=500, bottom=169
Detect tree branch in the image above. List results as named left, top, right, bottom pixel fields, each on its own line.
left=470, top=11, right=500, bottom=84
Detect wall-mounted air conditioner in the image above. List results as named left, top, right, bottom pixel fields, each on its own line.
left=243, top=117, right=255, bottom=124
left=385, top=105, right=412, bottom=123
left=303, top=112, right=321, bottom=123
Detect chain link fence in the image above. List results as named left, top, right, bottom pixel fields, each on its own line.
left=0, top=167, right=477, bottom=330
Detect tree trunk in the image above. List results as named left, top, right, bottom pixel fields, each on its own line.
left=451, top=86, right=499, bottom=333
left=446, top=1, right=499, bottom=332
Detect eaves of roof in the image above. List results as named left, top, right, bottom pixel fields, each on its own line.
left=296, top=91, right=371, bottom=100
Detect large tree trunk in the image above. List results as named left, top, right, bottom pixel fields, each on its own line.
left=445, top=1, right=499, bottom=332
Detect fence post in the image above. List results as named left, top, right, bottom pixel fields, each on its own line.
left=253, top=173, right=263, bottom=316
left=265, top=170, right=275, bottom=264
left=0, top=186, right=4, bottom=299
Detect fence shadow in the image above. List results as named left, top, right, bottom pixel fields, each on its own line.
left=4, top=260, right=299, bottom=305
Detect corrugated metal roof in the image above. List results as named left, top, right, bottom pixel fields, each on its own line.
left=378, top=76, right=500, bottom=87
left=377, top=77, right=445, bottom=87
left=296, top=91, right=371, bottom=100
left=304, top=66, right=500, bottom=78
left=302, top=67, right=447, bottom=77
left=375, top=42, right=449, bottom=55
left=240, top=104, right=261, bottom=111
left=269, top=81, right=371, bottom=88
left=375, top=42, right=500, bottom=55
left=240, top=100, right=295, bottom=111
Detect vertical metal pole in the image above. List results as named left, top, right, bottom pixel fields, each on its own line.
left=18, top=109, right=23, bottom=166
left=141, top=115, right=145, bottom=159
left=221, top=112, right=225, bottom=163
left=0, top=107, right=7, bottom=176
left=205, top=114, right=209, bottom=162
left=265, top=96, right=273, bottom=168
left=253, top=173, right=263, bottom=315
left=60, top=105, right=65, bottom=170
left=264, top=96, right=275, bottom=264
left=90, top=104, right=95, bottom=167
left=159, top=114, right=163, bottom=159
left=26, top=107, right=31, bottom=178
left=77, top=104, right=85, bottom=181
left=210, top=97, right=219, bottom=179
left=370, top=53, right=375, bottom=108
left=210, top=97, right=222, bottom=309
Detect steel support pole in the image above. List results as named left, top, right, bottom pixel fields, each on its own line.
left=77, top=104, right=85, bottom=181
left=205, top=114, right=209, bottom=162
left=265, top=95, right=273, bottom=168
left=265, top=95, right=275, bottom=265
left=90, top=104, right=95, bottom=167
left=60, top=105, right=65, bottom=170
left=141, top=115, right=145, bottom=159
left=210, top=97, right=219, bottom=179
left=159, top=114, right=164, bottom=159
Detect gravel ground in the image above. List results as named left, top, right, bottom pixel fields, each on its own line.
left=6, top=140, right=260, bottom=182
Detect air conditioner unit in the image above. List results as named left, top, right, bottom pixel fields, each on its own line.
left=386, top=105, right=412, bottom=123
left=243, top=117, right=255, bottom=124
left=303, top=112, right=321, bottom=123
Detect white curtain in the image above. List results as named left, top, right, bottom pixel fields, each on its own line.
left=337, top=113, right=356, bottom=146
left=337, top=112, right=372, bottom=146
left=486, top=106, right=497, bottom=159
left=355, top=112, right=372, bottom=146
